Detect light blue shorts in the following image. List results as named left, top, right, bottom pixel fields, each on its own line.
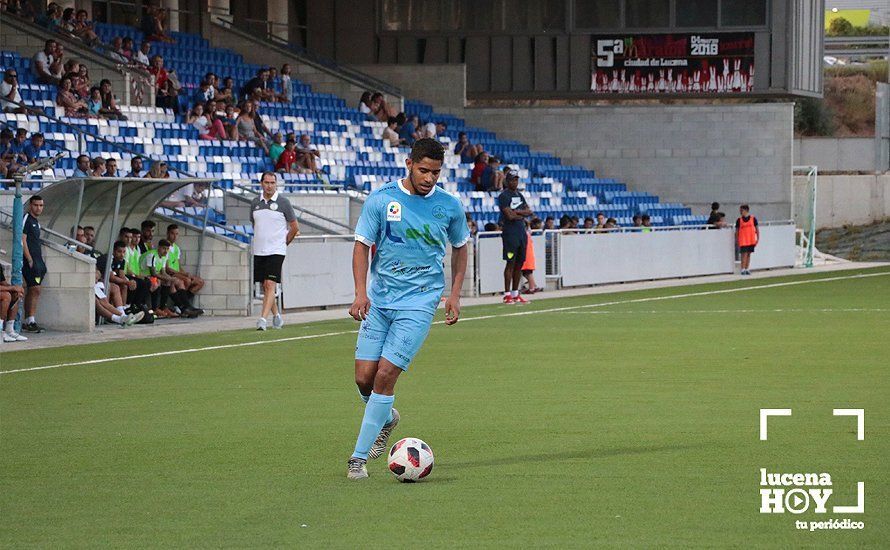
left=355, top=306, right=435, bottom=371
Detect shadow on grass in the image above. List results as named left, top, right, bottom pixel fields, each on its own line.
left=446, top=442, right=712, bottom=469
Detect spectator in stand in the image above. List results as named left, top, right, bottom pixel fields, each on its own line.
left=735, top=204, right=759, bottom=275
left=148, top=55, right=178, bottom=113
left=90, top=157, right=106, bottom=177
left=241, top=68, right=273, bottom=102
left=36, top=2, right=62, bottom=30
left=165, top=224, right=204, bottom=315
left=187, top=103, right=226, bottom=140
left=499, top=173, right=533, bottom=304
left=558, top=215, right=572, bottom=230
left=73, top=64, right=92, bottom=99
left=370, top=92, right=397, bottom=121
left=707, top=202, right=721, bottom=225
left=632, top=214, right=643, bottom=229
left=10, top=128, right=28, bottom=164
left=268, top=133, right=285, bottom=165
left=236, top=101, right=269, bottom=154
left=481, top=156, right=504, bottom=193
left=21, top=195, right=46, bottom=333
left=296, top=134, right=322, bottom=174
left=398, top=114, right=418, bottom=146
left=133, top=41, right=151, bottom=66
left=87, top=86, right=102, bottom=117
left=32, top=39, right=62, bottom=85
left=60, top=59, right=79, bottom=92
left=58, top=7, right=76, bottom=34
left=217, top=76, right=236, bottom=105
left=1, top=70, right=27, bottom=114
left=22, top=132, right=46, bottom=164
left=583, top=217, right=595, bottom=229
left=359, top=92, right=376, bottom=121
left=276, top=139, right=298, bottom=173
left=71, top=9, right=99, bottom=46
left=145, top=160, right=169, bottom=180
left=203, top=73, right=219, bottom=100
left=1, top=129, right=21, bottom=178
left=145, top=7, right=176, bottom=44
left=278, top=64, right=293, bottom=103
left=120, top=37, right=135, bottom=61
left=421, top=120, right=446, bottom=140
left=641, top=214, right=653, bottom=232
left=484, top=222, right=498, bottom=232
left=192, top=79, right=214, bottom=106
left=382, top=117, right=404, bottom=147
left=453, top=132, right=478, bottom=164
left=4, top=0, right=36, bottom=22
left=104, top=158, right=119, bottom=177
left=470, top=151, right=489, bottom=189
left=108, top=36, right=127, bottom=63
left=467, top=216, right=478, bottom=238
left=543, top=216, right=555, bottom=230
left=252, top=102, right=272, bottom=139
left=127, top=156, right=145, bottom=177
left=595, top=212, right=606, bottom=230
left=221, top=104, right=239, bottom=139
left=99, top=79, right=125, bottom=120
left=0, top=263, right=28, bottom=343
left=93, top=268, right=141, bottom=326
left=605, top=217, right=618, bottom=229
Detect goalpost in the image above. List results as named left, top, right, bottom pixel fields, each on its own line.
left=792, top=165, right=818, bottom=268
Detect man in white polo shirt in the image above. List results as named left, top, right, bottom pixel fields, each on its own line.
left=251, top=172, right=299, bottom=330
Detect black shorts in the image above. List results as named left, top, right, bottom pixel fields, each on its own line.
left=502, top=233, right=527, bottom=265
left=740, top=245, right=756, bottom=253
left=22, top=259, right=47, bottom=287
left=254, top=254, right=285, bottom=283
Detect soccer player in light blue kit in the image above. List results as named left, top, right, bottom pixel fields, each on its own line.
left=346, top=138, right=470, bottom=480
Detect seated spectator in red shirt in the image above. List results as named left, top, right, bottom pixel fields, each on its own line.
left=149, top=55, right=178, bottom=112
left=276, top=139, right=299, bottom=172
left=470, top=151, right=489, bottom=189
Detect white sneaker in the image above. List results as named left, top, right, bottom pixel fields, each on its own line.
left=3, top=331, right=27, bottom=342
left=272, top=314, right=284, bottom=329
left=256, top=318, right=268, bottom=331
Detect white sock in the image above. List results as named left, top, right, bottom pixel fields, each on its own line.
left=25, top=316, right=35, bottom=324
left=504, top=291, right=510, bottom=297
left=5, top=320, right=14, bottom=333
left=111, top=314, right=124, bottom=324
left=511, top=290, right=519, bottom=298
left=117, top=306, right=126, bottom=314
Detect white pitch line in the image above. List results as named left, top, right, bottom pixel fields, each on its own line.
left=2, top=270, right=889, bottom=376
left=561, top=308, right=890, bottom=315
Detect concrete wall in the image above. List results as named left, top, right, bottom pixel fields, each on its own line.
left=793, top=138, right=876, bottom=173
left=0, top=224, right=95, bottom=332
left=223, top=192, right=352, bottom=235
left=1, top=16, right=129, bottom=105
left=354, top=64, right=467, bottom=110
left=794, top=174, right=890, bottom=229
left=150, top=215, right=250, bottom=316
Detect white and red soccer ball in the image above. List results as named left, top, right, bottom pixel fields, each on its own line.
left=388, top=437, right=434, bottom=482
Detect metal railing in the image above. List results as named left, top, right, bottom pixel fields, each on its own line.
left=231, top=183, right=353, bottom=235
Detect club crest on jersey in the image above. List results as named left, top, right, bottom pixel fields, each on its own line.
left=386, top=201, right=402, bottom=222
left=270, top=202, right=278, bottom=211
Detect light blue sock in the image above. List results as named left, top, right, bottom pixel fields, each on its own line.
left=352, top=392, right=394, bottom=460
left=358, top=389, right=393, bottom=423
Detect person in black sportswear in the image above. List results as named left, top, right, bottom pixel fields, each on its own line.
left=497, top=173, right=533, bottom=304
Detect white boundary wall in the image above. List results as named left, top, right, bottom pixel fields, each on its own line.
left=280, top=223, right=798, bottom=305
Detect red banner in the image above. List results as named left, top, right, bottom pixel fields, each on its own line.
left=591, top=33, right=755, bottom=94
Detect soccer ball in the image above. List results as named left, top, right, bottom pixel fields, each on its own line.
left=388, top=437, right=434, bottom=482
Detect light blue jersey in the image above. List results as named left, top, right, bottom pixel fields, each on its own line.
left=354, top=180, right=470, bottom=314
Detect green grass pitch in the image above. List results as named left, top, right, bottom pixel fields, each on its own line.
left=2, top=267, right=888, bottom=548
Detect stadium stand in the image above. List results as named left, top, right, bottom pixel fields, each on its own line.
left=2, top=20, right=707, bottom=247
